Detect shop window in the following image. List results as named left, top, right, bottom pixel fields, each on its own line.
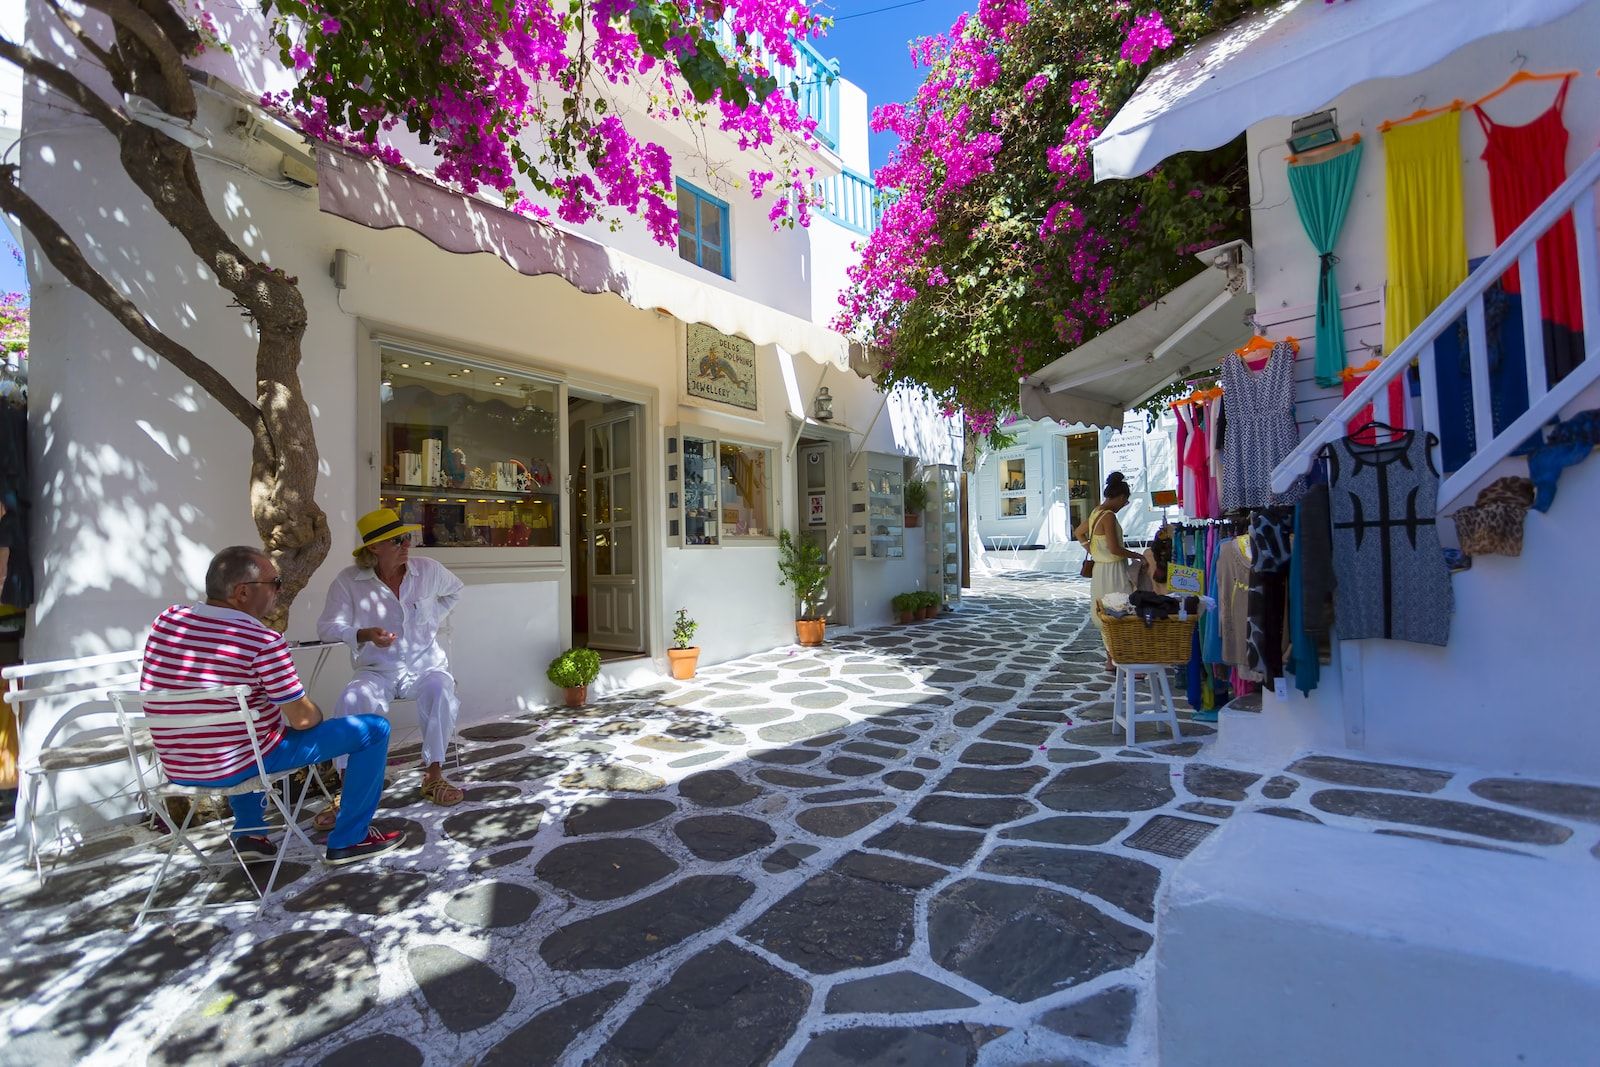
left=379, top=348, right=561, bottom=552
left=677, top=181, right=731, bottom=279
left=719, top=441, right=772, bottom=537
left=998, top=454, right=1029, bottom=517
left=1066, top=431, right=1101, bottom=532
left=866, top=463, right=905, bottom=559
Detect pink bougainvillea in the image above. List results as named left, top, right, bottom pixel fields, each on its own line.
left=260, top=0, right=830, bottom=245
left=836, top=1, right=1253, bottom=437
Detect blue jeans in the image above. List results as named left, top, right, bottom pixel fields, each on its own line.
left=172, top=714, right=390, bottom=850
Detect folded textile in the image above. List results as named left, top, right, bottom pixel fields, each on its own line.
left=1452, top=476, right=1534, bottom=556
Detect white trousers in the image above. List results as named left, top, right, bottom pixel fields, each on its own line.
left=333, top=668, right=459, bottom=769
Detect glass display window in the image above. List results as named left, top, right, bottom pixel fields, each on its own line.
left=1000, top=457, right=1028, bottom=494
left=378, top=346, right=561, bottom=555
left=668, top=426, right=776, bottom=546
left=720, top=442, right=773, bottom=538
left=1066, top=431, right=1101, bottom=533
left=866, top=463, right=905, bottom=559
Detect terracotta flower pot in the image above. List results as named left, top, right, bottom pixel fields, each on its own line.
left=904, top=512, right=921, bottom=528
left=895, top=610, right=914, bottom=624
left=918, top=606, right=936, bottom=620
left=562, top=685, right=588, bottom=707
left=667, top=646, right=700, bottom=680
left=795, top=618, right=826, bottom=647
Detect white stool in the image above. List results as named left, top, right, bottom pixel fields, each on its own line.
left=1111, top=664, right=1183, bottom=746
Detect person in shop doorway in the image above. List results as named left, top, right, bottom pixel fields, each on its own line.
left=1075, top=471, right=1147, bottom=670
left=317, top=508, right=467, bottom=824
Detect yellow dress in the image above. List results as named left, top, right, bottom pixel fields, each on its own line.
left=1383, top=111, right=1467, bottom=356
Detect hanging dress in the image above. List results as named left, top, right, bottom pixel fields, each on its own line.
left=1473, top=78, right=1586, bottom=384
left=1182, top=401, right=1213, bottom=519
left=1323, top=429, right=1453, bottom=646
left=1220, top=343, right=1306, bottom=512
left=1383, top=111, right=1467, bottom=358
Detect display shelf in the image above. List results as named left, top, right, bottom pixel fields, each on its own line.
left=382, top=483, right=540, bottom=502
left=923, top=464, right=961, bottom=609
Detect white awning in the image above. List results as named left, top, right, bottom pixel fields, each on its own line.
left=1091, top=0, right=1589, bottom=182
left=316, top=146, right=851, bottom=369
left=1019, top=254, right=1254, bottom=430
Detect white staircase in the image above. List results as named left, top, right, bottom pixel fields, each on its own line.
left=1271, top=146, right=1600, bottom=510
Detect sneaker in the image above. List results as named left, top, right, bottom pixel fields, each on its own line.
left=233, top=835, right=278, bottom=862
left=325, top=827, right=403, bottom=867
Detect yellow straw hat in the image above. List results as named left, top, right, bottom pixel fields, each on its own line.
left=353, top=507, right=422, bottom=556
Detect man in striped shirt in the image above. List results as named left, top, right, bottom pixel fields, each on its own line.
left=141, top=546, right=402, bottom=866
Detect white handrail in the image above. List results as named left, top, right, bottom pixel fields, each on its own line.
left=1270, top=146, right=1600, bottom=494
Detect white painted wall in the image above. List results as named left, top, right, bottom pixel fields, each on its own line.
left=1161, top=817, right=1600, bottom=1067
left=1228, top=4, right=1600, bottom=781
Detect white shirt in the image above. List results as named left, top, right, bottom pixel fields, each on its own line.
left=317, top=556, right=464, bottom=679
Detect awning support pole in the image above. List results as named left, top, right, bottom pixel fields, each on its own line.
left=847, top=385, right=893, bottom=467
left=787, top=364, right=829, bottom=460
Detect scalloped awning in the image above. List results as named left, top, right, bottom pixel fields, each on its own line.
left=1091, top=0, right=1588, bottom=182
left=315, top=146, right=852, bottom=370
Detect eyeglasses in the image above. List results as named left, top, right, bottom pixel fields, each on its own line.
left=239, top=577, right=284, bottom=590
left=383, top=534, right=413, bottom=547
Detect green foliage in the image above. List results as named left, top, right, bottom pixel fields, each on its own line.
left=901, top=478, right=930, bottom=513
left=777, top=529, right=830, bottom=619
left=671, top=607, right=699, bottom=649
left=914, top=590, right=940, bottom=611
left=891, top=592, right=918, bottom=613
left=547, top=647, right=602, bottom=688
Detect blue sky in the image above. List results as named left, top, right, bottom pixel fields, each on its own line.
left=0, top=228, right=22, bottom=295
left=814, top=0, right=974, bottom=172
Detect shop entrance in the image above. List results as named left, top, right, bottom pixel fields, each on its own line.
left=570, top=393, right=645, bottom=656
left=796, top=436, right=845, bottom=624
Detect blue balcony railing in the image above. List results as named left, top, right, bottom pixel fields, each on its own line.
left=813, top=167, right=881, bottom=235
left=712, top=24, right=841, bottom=151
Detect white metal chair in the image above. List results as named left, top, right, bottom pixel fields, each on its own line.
left=3, top=650, right=152, bottom=882
left=109, top=685, right=323, bottom=927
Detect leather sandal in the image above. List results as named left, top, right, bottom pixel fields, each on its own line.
left=312, top=800, right=340, bottom=832
left=419, top=777, right=465, bottom=807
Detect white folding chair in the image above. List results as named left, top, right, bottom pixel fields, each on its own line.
left=109, top=685, right=324, bottom=927
left=3, top=650, right=152, bottom=882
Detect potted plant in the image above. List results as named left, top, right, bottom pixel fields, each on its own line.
left=777, top=529, right=831, bottom=646
left=547, top=647, right=602, bottom=707
left=917, top=591, right=939, bottom=620
left=891, top=592, right=917, bottom=624
left=667, top=607, right=701, bottom=680
left=902, top=478, right=929, bottom=528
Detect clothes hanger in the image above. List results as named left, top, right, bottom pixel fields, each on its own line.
left=1378, top=98, right=1463, bottom=134
left=1286, top=132, right=1362, bottom=165
left=1470, top=69, right=1578, bottom=111
left=1339, top=358, right=1384, bottom=379
left=1347, top=417, right=1407, bottom=442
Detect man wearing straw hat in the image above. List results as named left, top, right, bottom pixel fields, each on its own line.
left=317, top=508, right=466, bottom=817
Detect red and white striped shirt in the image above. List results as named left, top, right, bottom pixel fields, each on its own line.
left=140, top=604, right=304, bottom=782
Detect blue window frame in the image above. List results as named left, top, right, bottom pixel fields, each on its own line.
left=676, top=181, right=731, bottom=279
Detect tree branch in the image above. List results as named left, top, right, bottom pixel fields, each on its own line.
left=79, top=0, right=195, bottom=116
left=0, top=164, right=259, bottom=428
left=43, top=0, right=126, bottom=87
left=0, top=34, right=127, bottom=133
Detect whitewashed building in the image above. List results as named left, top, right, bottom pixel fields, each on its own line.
left=9, top=4, right=961, bottom=748
left=971, top=412, right=1177, bottom=569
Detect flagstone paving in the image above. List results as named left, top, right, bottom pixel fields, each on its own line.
left=1, top=572, right=1596, bottom=1066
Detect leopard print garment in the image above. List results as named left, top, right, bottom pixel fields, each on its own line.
left=1451, top=476, right=1534, bottom=556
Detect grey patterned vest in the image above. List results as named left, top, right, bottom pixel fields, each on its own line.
left=1325, top=430, right=1453, bottom=646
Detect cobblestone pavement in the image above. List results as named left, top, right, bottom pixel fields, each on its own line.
left=2, top=573, right=1596, bottom=1066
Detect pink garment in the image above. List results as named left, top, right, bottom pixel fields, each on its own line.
left=1182, top=404, right=1213, bottom=519
left=1174, top=406, right=1190, bottom=512
left=1205, top=394, right=1225, bottom=518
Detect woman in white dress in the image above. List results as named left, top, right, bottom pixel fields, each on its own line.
left=1075, top=472, right=1146, bottom=668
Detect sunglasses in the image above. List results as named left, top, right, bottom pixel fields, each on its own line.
left=383, top=534, right=413, bottom=547
left=239, top=576, right=284, bottom=590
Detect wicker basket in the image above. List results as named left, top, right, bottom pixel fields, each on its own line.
left=1096, top=605, right=1198, bottom=665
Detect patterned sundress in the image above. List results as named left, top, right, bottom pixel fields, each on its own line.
left=1220, top=343, right=1306, bottom=512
